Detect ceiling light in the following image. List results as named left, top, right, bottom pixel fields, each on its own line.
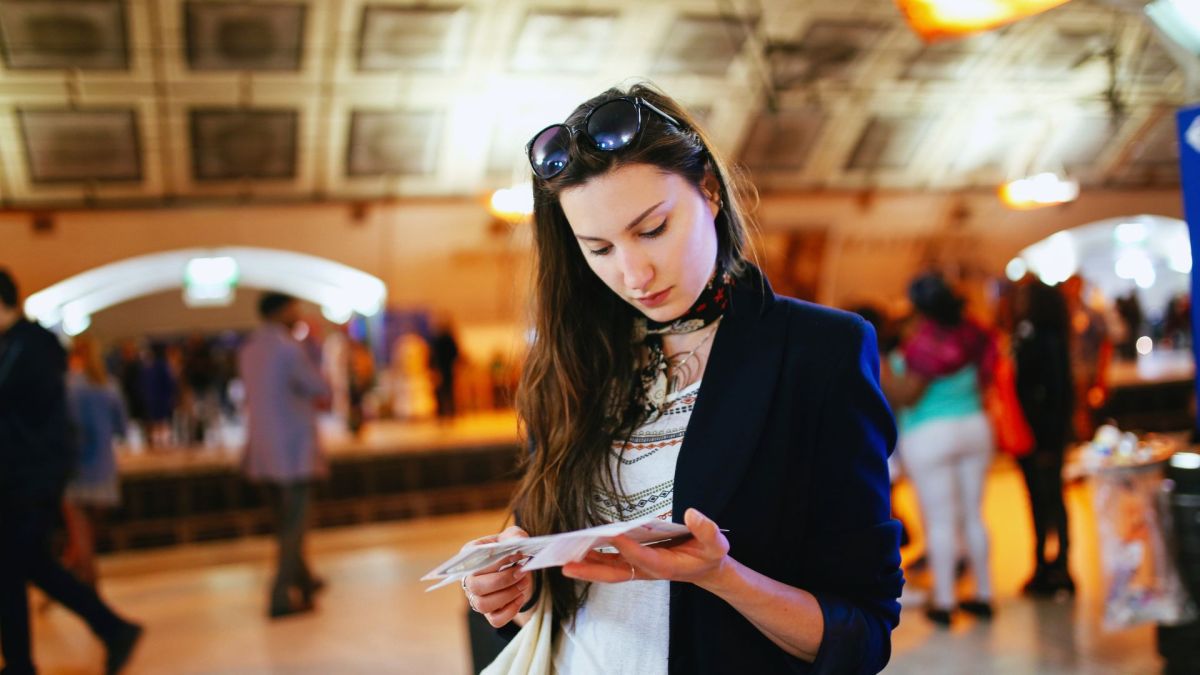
left=1005, top=257, right=1028, bottom=281
left=895, top=0, right=1072, bottom=42
left=1025, top=230, right=1078, bottom=285
left=999, top=172, right=1079, bottom=210
left=184, top=256, right=239, bottom=308
left=489, top=182, right=534, bottom=224
left=1114, top=222, right=1147, bottom=244
left=1146, top=0, right=1200, bottom=55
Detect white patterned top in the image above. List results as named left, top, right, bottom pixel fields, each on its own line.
left=553, top=380, right=701, bottom=675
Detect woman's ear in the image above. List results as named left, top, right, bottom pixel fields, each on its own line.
left=700, top=172, right=722, bottom=216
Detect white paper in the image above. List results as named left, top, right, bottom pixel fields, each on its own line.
left=422, top=516, right=691, bottom=590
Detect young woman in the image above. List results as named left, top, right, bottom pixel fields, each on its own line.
left=63, top=335, right=128, bottom=587
left=461, top=84, right=903, bottom=673
left=890, top=273, right=996, bottom=627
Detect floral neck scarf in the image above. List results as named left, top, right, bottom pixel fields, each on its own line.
left=632, top=264, right=732, bottom=423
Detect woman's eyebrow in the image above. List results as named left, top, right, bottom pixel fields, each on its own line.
left=575, top=200, right=665, bottom=242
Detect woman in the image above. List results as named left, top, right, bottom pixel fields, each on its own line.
left=461, top=84, right=902, bottom=673
left=63, top=335, right=128, bottom=586
left=1012, top=279, right=1075, bottom=596
left=890, top=273, right=996, bottom=627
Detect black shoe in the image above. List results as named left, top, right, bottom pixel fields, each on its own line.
left=1022, top=570, right=1052, bottom=597
left=925, top=607, right=953, bottom=627
left=104, top=621, right=143, bottom=675
left=958, top=599, right=994, bottom=619
left=299, top=576, right=326, bottom=596
left=1044, top=567, right=1076, bottom=597
left=268, top=598, right=314, bottom=619
left=294, top=575, right=326, bottom=604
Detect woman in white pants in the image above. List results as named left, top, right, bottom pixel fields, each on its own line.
left=893, top=273, right=996, bottom=627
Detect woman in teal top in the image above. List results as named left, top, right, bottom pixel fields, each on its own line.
left=892, top=274, right=996, bottom=628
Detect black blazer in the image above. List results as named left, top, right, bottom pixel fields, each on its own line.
left=666, top=268, right=902, bottom=674
left=0, top=318, right=74, bottom=502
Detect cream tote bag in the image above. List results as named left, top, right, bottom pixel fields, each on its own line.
left=481, top=591, right=554, bottom=675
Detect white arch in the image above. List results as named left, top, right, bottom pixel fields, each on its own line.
left=1012, top=214, right=1190, bottom=318
left=25, top=247, right=387, bottom=331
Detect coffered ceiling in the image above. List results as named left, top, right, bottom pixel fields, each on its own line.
left=0, top=0, right=1189, bottom=208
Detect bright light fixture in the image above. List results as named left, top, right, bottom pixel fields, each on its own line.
left=999, top=172, right=1079, bottom=210
left=1168, top=245, right=1192, bottom=274
left=185, top=256, right=238, bottom=287
left=489, top=182, right=534, bottom=223
left=1136, top=336, right=1153, bottom=355
left=1114, top=248, right=1153, bottom=280
left=1146, top=0, right=1200, bottom=55
left=1024, top=230, right=1078, bottom=285
left=1114, top=222, right=1147, bottom=245
left=1171, top=453, right=1200, bottom=470
left=322, top=304, right=353, bottom=324
left=61, top=303, right=91, bottom=337
left=1005, top=257, right=1028, bottom=281
left=895, top=0, right=1072, bottom=42
left=184, top=256, right=239, bottom=308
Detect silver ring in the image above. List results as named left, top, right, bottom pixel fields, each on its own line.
left=462, top=576, right=480, bottom=613
left=628, top=564, right=636, bottom=582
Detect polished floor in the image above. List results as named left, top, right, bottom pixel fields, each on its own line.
left=29, top=458, right=1165, bottom=674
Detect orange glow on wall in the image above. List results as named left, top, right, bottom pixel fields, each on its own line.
left=895, top=0, right=1073, bottom=42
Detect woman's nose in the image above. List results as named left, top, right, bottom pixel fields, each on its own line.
left=618, top=248, right=654, bottom=293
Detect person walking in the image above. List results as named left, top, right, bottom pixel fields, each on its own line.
left=238, top=292, right=331, bottom=618
left=61, top=335, right=128, bottom=588
left=0, top=269, right=142, bottom=675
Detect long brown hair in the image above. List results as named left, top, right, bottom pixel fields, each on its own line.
left=70, top=335, right=110, bottom=386
left=511, top=83, right=755, bottom=621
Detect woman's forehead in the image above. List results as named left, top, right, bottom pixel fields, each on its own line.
left=560, top=165, right=683, bottom=234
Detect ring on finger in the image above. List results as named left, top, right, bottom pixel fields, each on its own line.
left=628, top=564, right=636, bottom=582
left=461, top=577, right=481, bottom=613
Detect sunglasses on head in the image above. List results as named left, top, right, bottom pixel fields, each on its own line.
left=526, top=97, right=683, bottom=180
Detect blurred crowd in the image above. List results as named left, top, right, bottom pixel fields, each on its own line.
left=97, top=315, right=521, bottom=451
left=853, top=270, right=1191, bottom=627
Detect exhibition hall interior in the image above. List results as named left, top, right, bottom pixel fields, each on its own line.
left=1, top=0, right=1199, bottom=673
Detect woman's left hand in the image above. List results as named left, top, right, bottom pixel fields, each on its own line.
left=561, top=508, right=730, bottom=588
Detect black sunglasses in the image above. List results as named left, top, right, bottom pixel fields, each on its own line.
left=526, top=97, right=683, bottom=180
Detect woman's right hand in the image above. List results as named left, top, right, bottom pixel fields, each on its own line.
left=461, top=525, right=534, bottom=628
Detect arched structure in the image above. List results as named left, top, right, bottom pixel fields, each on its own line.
left=25, top=247, right=387, bottom=334
left=1011, top=214, right=1190, bottom=318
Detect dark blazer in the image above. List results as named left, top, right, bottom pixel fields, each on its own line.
left=0, top=318, right=74, bottom=502
left=667, top=268, right=903, bottom=674
left=496, top=269, right=904, bottom=674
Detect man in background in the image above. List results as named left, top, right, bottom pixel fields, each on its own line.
left=0, top=268, right=141, bottom=674
left=238, top=292, right=330, bottom=619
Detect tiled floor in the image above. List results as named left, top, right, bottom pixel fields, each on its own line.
left=28, top=459, right=1168, bottom=674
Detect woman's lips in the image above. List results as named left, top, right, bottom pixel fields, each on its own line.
left=636, top=287, right=671, bottom=309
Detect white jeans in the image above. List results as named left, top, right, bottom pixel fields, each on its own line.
left=898, top=412, right=994, bottom=609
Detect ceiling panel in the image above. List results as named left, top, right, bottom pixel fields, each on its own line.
left=768, top=19, right=890, bottom=89
left=190, top=109, right=299, bottom=181
left=741, top=108, right=826, bottom=172
left=346, top=109, right=443, bottom=177
left=358, top=5, right=472, bottom=72
left=653, top=15, right=752, bottom=76
left=184, top=1, right=306, bottom=72
left=17, top=108, right=141, bottom=182
left=0, top=0, right=127, bottom=70
left=846, top=116, right=934, bottom=171
left=509, top=10, right=616, bottom=74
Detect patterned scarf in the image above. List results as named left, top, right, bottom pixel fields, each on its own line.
left=631, top=264, right=732, bottom=423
